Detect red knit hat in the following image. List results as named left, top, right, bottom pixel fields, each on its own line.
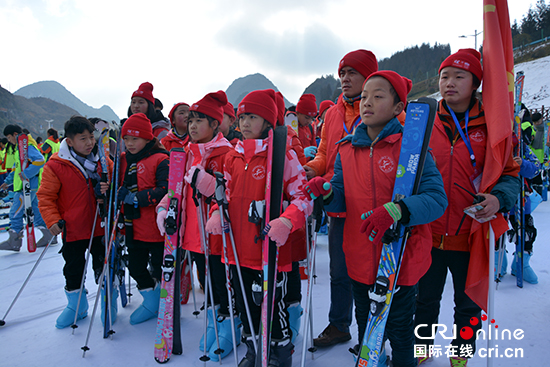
left=296, top=93, right=318, bottom=117
left=275, top=92, right=286, bottom=126
left=190, top=91, right=228, bottom=123
left=223, top=102, right=235, bottom=119
left=237, top=89, right=278, bottom=127
left=168, top=102, right=190, bottom=125
left=121, top=113, right=154, bottom=141
left=319, top=100, right=335, bottom=118
left=131, top=82, right=155, bottom=104
left=338, top=50, right=378, bottom=79
left=366, top=71, right=413, bottom=105
left=439, top=48, right=483, bottom=85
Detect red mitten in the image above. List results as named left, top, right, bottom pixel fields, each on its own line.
left=302, top=177, right=332, bottom=200
left=359, top=202, right=401, bottom=245
left=205, top=211, right=222, bottom=235
left=266, top=217, right=293, bottom=247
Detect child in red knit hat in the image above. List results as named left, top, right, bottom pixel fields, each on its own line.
left=161, top=102, right=190, bottom=152
left=204, top=89, right=312, bottom=367
left=156, top=91, right=238, bottom=361
left=118, top=112, right=169, bottom=325
left=128, top=82, right=171, bottom=140
left=303, top=70, right=447, bottom=366
left=296, top=93, right=318, bottom=160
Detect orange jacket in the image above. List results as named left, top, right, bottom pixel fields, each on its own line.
left=37, top=141, right=112, bottom=242
left=161, top=130, right=189, bottom=152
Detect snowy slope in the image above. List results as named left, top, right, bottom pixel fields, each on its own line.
left=1, top=199, right=549, bottom=367
left=428, top=54, right=550, bottom=111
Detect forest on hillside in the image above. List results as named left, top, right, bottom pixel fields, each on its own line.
left=513, top=0, right=550, bottom=47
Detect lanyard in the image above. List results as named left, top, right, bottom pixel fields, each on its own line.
left=343, top=116, right=362, bottom=135
left=449, top=107, right=476, bottom=167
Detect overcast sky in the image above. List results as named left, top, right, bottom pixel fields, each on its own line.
left=0, top=0, right=535, bottom=119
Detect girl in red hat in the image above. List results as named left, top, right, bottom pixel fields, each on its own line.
left=161, top=102, right=190, bottom=151
left=295, top=93, right=318, bottom=161
left=204, top=89, right=312, bottom=367
left=414, top=49, right=521, bottom=367
left=156, top=91, right=238, bottom=361
left=118, top=112, right=169, bottom=325
left=128, top=82, right=171, bottom=140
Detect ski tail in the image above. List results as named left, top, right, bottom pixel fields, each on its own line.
left=257, top=125, right=287, bottom=367
left=154, top=148, right=186, bottom=363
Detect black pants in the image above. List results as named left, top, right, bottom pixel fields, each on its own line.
left=284, top=262, right=302, bottom=305
left=231, top=265, right=291, bottom=342
left=415, top=247, right=481, bottom=355
left=192, top=252, right=231, bottom=316
left=351, top=279, right=417, bottom=367
left=127, top=239, right=163, bottom=290
left=62, top=236, right=105, bottom=291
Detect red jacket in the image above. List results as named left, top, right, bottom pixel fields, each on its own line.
left=37, top=140, right=110, bottom=242
left=429, top=99, right=519, bottom=251
left=161, top=130, right=189, bottom=152
left=158, top=133, right=233, bottom=255
left=338, top=133, right=432, bottom=286
left=120, top=151, right=169, bottom=243
left=297, top=124, right=316, bottom=150
left=224, top=138, right=312, bottom=271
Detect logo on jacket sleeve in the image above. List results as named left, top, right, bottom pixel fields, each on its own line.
left=378, top=156, right=395, bottom=174
left=252, top=165, right=266, bottom=180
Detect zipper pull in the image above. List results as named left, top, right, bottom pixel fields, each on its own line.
left=370, top=146, right=373, bottom=158
left=450, top=145, right=454, bottom=156
left=245, top=163, right=248, bottom=171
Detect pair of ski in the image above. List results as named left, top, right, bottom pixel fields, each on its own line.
left=354, top=98, right=437, bottom=367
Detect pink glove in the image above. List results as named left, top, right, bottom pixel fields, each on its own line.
left=302, top=177, right=332, bottom=200
left=185, top=166, right=216, bottom=197
left=359, top=202, right=402, bottom=246
left=266, top=217, right=293, bottom=247
left=156, top=208, right=167, bottom=236
left=205, top=211, right=222, bottom=235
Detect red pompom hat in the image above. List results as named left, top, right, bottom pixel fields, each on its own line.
left=296, top=93, right=318, bottom=117
left=319, top=100, right=335, bottom=118
left=168, top=102, right=190, bottom=125
left=131, top=82, right=155, bottom=104
left=366, top=70, right=413, bottom=105
left=438, top=48, right=483, bottom=85
left=338, top=50, right=379, bottom=79
left=190, top=91, right=228, bottom=123
left=223, top=102, right=235, bottom=119
left=121, top=113, right=154, bottom=141
left=275, top=92, right=286, bottom=126
left=237, top=89, right=278, bottom=127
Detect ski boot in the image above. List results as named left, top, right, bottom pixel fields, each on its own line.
left=36, top=226, right=54, bottom=247
left=287, top=302, right=303, bottom=344
left=130, top=283, right=160, bottom=324
left=0, top=229, right=23, bottom=251
left=450, top=356, right=468, bottom=366
left=511, top=251, right=538, bottom=284
left=268, top=339, right=294, bottom=367
left=238, top=336, right=256, bottom=367
left=208, top=315, right=242, bottom=361
left=56, top=288, right=88, bottom=329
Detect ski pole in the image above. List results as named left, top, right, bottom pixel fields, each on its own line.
left=214, top=171, right=258, bottom=352
left=71, top=204, right=99, bottom=333
left=186, top=250, right=200, bottom=317
left=191, top=170, right=223, bottom=364
left=0, top=220, right=65, bottom=326
left=81, top=209, right=120, bottom=357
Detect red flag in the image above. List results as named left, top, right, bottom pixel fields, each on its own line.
left=466, top=0, right=515, bottom=311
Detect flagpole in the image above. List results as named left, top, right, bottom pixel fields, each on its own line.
left=487, top=224, right=496, bottom=367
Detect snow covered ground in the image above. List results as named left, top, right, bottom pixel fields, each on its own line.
left=1, top=197, right=549, bottom=367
